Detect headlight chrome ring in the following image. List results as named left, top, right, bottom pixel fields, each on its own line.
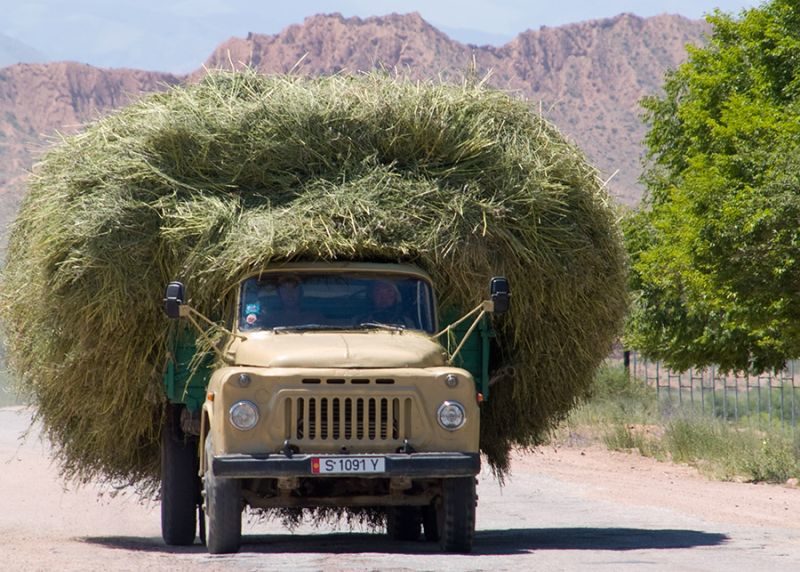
left=229, top=400, right=259, bottom=431
left=437, top=400, right=466, bottom=431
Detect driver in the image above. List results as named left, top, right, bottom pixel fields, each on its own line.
left=266, top=275, right=323, bottom=327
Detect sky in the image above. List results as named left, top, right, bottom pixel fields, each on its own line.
left=0, top=0, right=762, bottom=73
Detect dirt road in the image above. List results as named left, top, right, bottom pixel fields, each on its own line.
left=2, top=406, right=799, bottom=571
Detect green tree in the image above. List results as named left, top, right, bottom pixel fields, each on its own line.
left=628, top=0, right=800, bottom=373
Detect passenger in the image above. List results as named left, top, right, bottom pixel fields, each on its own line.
left=359, top=280, right=415, bottom=328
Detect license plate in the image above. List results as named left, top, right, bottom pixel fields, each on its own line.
left=311, top=456, right=386, bottom=474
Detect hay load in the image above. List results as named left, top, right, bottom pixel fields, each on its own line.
left=1, top=71, right=627, bottom=489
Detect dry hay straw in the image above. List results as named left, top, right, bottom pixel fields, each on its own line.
left=0, top=70, right=627, bottom=490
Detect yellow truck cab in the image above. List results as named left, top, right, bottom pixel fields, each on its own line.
left=159, top=262, right=510, bottom=554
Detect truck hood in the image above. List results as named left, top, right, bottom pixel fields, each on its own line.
left=226, top=330, right=447, bottom=369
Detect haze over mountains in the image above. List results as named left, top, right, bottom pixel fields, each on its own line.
left=0, top=33, right=45, bottom=68
left=0, top=12, right=708, bottom=231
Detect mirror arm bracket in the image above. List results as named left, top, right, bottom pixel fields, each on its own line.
left=173, top=304, right=247, bottom=362
left=182, top=306, right=246, bottom=341
left=447, top=307, right=489, bottom=365
left=181, top=311, right=227, bottom=361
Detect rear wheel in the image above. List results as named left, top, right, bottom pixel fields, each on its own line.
left=437, top=477, right=476, bottom=553
left=203, top=436, right=242, bottom=554
left=386, top=507, right=421, bottom=541
left=160, top=406, right=200, bottom=546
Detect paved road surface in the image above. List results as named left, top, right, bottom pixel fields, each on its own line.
left=2, top=406, right=798, bottom=571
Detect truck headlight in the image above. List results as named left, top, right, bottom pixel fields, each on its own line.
left=437, top=401, right=466, bottom=431
left=229, top=400, right=259, bottom=431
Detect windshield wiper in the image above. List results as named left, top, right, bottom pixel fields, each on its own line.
left=271, top=322, right=408, bottom=333
left=272, top=324, right=351, bottom=333
left=357, top=321, right=406, bottom=332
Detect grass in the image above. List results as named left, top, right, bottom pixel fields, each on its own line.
left=0, top=70, right=627, bottom=489
left=560, top=363, right=800, bottom=484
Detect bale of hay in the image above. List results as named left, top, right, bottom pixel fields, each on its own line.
left=0, top=71, right=627, bottom=489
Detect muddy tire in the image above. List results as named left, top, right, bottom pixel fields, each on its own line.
left=437, top=477, right=476, bottom=553
left=203, top=437, right=242, bottom=554
left=386, top=507, right=421, bottom=541
left=160, top=406, right=199, bottom=546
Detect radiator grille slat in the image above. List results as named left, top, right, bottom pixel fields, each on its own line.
left=370, top=398, right=375, bottom=439
left=356, top=397, right=365, bottom=440
left=391, top=398, right=399, bottom=440
left=345, top=398, right=353, bottom=440
left=285, top=387, right=411, bottom=444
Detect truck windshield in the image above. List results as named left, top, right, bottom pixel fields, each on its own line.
left=238, top=272, right=436, bottom=333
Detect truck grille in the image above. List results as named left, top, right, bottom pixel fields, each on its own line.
left=285, top=396, right=413, bottom=443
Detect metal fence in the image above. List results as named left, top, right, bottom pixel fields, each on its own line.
left=625, top=352, right=800, bottom=429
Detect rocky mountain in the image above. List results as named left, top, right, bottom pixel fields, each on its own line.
left=0, top=12, right=709, bottom=234
left=0, top=62, right=180, bottom=224
left=203, top=12, right=708, bottom=205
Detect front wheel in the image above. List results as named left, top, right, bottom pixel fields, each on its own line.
left=160, top=406, right=200, bottom=546
left=437, top=477, right=477, bottom=553
left=203, top=437, right=242, bottom=554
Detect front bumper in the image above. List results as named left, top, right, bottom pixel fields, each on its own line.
left=212, top=452, right=480, bottom=479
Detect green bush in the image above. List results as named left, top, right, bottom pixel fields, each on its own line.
left=567, top=365, right=800, bottom=483
left=664, top=416, right=800, bottom=483
left=570, top=364, right=659, bottom=425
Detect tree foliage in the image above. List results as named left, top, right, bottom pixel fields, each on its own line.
left=627, top=0, right=800, bottom=373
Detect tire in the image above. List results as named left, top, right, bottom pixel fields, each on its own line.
left=421, top=505, right=439, bottom=542
left=386, top=507, right=421, bottom=541
left=160, top=406, right=200, bottom=546
left=203, top=436, right=242, bottom=554
left=437, top=477, right=476, bottom=553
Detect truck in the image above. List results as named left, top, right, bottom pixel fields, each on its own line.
left=159, top=261, right=510, bottom=554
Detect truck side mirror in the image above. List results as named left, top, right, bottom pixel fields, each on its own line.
left=489, top=276, right=510, bottom=315
left=163, top=281, right=185, bottom=319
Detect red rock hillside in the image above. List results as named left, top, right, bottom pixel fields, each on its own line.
left=0, top=12, right=709, bottom=235
left=0, top=62, right=180, bottom=226
left=202, top=12, right=708, bottom=204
